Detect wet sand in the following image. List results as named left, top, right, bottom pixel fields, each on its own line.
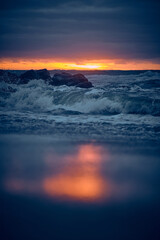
left=0, top=134, right=160, bottom=240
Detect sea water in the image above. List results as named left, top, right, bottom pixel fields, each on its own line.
left=0, top=71, right=160, bottom=239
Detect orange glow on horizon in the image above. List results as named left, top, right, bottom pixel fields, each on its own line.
left=0, top=58, right=160, bottom=70
left=0, top=59, right=107, bottom=70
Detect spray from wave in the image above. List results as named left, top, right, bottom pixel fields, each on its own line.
left=0, top=77, right=160, bottom=116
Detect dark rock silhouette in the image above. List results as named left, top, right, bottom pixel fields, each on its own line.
left=0, top=70, right=19, bottom=84
left=0, top=69, right=93, bottom=88
left=76, top=81, right=93, bottom=88
left=19, top=69, right=51, bottom=84
left=36, top=69, right=51, bottom=81
left=51, top=72, right=93, bottom=88
left=51, top=72, right=73, bottom=85
left=19, top=70, right=37, bottom=84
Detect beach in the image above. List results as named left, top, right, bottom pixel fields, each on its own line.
left=0, top=71, right=160, bottom=239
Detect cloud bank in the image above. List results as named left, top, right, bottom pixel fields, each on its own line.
left=0, top=0, right=160, bottom=65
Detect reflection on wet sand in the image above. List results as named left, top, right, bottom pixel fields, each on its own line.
left=5, top=144, right=110, bottom=202
left=44, top=145, right=109, bottom=201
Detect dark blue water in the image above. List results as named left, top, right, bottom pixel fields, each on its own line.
left=0, top=71, right=160, bottom=239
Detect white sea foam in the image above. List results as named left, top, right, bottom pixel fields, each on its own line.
left=0, top=72, right=160, bottom=140
left=0, top=76, right=160, bottom=116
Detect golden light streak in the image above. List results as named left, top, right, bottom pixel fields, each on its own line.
left=0, top=58, right=160, bottom=70
left=0, top=59, right=108, bottom=70
left=68, top=63, right=103, bottom=69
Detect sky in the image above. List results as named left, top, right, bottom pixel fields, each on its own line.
left=0, top=0, right=160, bottom=70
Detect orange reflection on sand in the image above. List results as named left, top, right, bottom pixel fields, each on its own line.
left=43, top=144, right=109, bottom=201
left=73, top=144, right=102, bottom=163
left=44, top=175, right=105, bottom=200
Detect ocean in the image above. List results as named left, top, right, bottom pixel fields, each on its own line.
left=0, top=70, right=160, bottom=239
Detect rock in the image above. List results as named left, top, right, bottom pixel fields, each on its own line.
left=51, top=72, right=73, bottom=85
left=19, top=69, right=51, bottom=84
left=19, top=70, right=37, bottom=84
left=0, top=69, right=93, bottom=88
left=76, top=81, right=93, bottom=88
left=36, top=69, right=52, bottom=81
left=72, top=74, right=88, bottom=82
left=54, top=72, right=72, bottom=80
left=0, top=70, right=19, bottom=84
left=51, top=72, right=93, bottom=88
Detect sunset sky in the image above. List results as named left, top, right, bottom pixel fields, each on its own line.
left=0, top=0, right=160, bottom=70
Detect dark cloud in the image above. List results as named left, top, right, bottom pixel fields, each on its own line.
left=0, top=0, right=160, bottom=61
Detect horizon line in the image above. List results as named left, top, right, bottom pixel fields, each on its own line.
left=1, top=68, right=160, bottom=71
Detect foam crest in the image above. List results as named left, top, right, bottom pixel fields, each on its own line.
left=0, top=77, right=160, bottom=116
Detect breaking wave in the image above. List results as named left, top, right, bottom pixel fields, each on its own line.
left=0, top=78, right=160, bottom=116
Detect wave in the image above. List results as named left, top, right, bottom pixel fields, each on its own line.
left=0, top=79, right=160, bottom=116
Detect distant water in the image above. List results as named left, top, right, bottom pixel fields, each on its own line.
left=0, top=71, right=160, bottom=240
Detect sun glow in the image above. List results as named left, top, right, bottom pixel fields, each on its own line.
left=0, top=58, right=160, bottom=70
left=0, top=59, right=107, bottom=70
left=68, top=63, right=104, bottom=69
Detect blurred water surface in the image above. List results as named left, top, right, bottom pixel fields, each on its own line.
left=0, top=135, right=160, bottom=240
